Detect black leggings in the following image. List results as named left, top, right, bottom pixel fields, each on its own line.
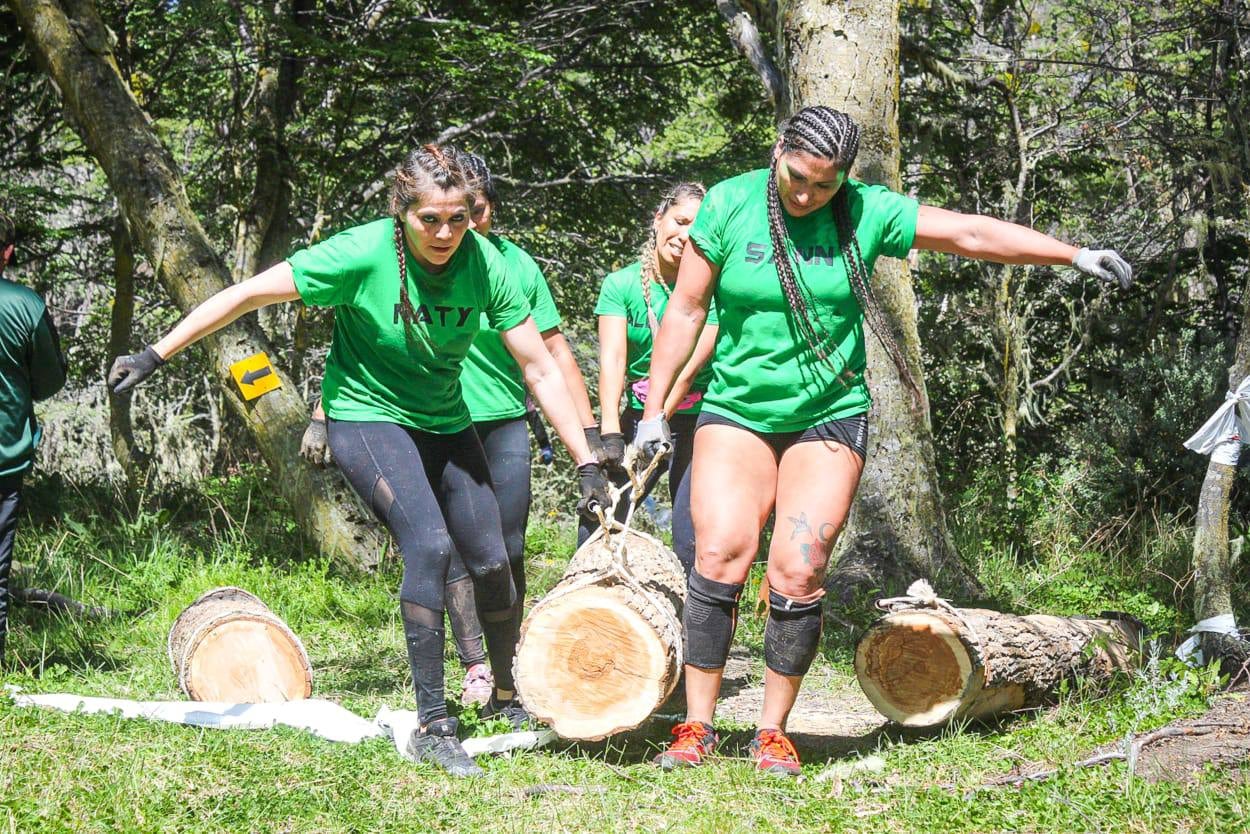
left=327, top=419, right=518, bottom=724
left=576, top=408, right=697, bottom=575
left=444, top=417, right=531, bottom=668
left=0, top=474, right=21, bottom=665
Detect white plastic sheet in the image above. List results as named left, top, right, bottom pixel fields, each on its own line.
left=1184, top=375, right=1250, bottom=464
left=4, top=687, right=556, bottom=758
left=1175, top=613, right=1240, bottom=666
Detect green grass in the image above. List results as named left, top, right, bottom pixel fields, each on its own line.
left=2, top=473, right=1247, bottom=833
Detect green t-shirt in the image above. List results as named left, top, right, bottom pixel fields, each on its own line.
left=460, top=234, right=562, bottom=422
left=289, top=219, right=531, bottom=434
left=688, top=169, right=918, bottom=432
left=594, top=261, right=718, bottom=413
left=0, top=278, right=67, bottom=476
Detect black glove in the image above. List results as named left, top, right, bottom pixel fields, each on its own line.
left=600, top=431, right=627, bottom=473
left=300, top=418, right=332, bottom=468
left=583, top=426, right=606, bottom=465
left=576, top=462, right=611, bottom=521
left=107, top=346, right=166, bottom=394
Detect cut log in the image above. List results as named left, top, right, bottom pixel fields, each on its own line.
left=515, top=526, right=685, bottom=740
left=855, top=607, right=1144, bottom=727
left=168, top=587, right=312, bottom=703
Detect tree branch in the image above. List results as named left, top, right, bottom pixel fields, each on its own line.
left=715, top=0, right=785, bottom=118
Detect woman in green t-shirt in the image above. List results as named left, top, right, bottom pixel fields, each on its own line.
left=108, top=144, right=609, bottom=778
left=298, top=152, right=601, bottom=710
left=579, top=182, right=718, bottom=574
left=632, top=107, right=1132, bottom=776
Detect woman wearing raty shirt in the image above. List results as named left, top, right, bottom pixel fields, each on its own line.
left=108, top=144, right=609, bottom=778
left=633, top=106, right=1132, bottom=777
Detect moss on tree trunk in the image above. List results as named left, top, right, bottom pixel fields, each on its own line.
left=12, top=0, right=384, bottom=570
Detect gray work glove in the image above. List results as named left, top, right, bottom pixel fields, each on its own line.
left=1073, top=247, right=1132, bottom=290
left=300, top=417, right=332, bottom=468
left=583, top=426, right=606, bottom=466
left=107, top=346, right=166, bottom=394
left=629, top=416, right=672, bottom=475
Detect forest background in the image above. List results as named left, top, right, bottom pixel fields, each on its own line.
left=5, top=0, right=1247, bottom=632
left=2, top=1, right=1249, bottom=831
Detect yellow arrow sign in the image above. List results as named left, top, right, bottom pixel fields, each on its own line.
left=230, top=352, right=282, bottom=401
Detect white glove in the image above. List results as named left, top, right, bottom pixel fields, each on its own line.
left=629, top=416, right=672, bottom=474
left=1073, top=247, right=1132, bottom=289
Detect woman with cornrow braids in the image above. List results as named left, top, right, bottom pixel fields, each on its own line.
left=634, top=106, right=1131, bottom=777
left=577, top=182, right=717, bottom=575
left=108, top=143, right=609, bottom=778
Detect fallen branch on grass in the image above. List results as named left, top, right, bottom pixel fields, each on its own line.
left=987, top=722, right=1248, bottom=786
left=12, top=587, right=113, bottom=619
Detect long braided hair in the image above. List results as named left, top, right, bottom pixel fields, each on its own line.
left=387, top=143, right=482, bottom=327
left=638, top=182, right=706, bottom=335
left=767, top=106, right=920, bottom=400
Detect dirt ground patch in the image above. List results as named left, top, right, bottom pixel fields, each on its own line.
left=1124, top=693, right=1250, bottom=783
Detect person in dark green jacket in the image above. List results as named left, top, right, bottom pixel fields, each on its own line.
left=0, top=212, right=68, bottom=664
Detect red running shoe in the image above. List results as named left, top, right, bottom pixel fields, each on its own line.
left=653, top=721, right=718, bottom=771
left=749, top=728, right=801, bottom=777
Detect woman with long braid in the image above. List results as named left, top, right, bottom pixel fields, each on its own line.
left=578, top=182, right=718, bottom=574
left=633, top=107, right=1131, bottom=777
left=299, top=152, right=602, bottom=708
left=108, top=144, right=609, bottom=778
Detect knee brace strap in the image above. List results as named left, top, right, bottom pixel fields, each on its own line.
left=683, top=570, right=744, bottom=670
left=764, top=590, right=823, bottom=677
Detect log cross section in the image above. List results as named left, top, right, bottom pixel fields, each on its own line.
left=515, top=527, right=686, bottom=741
left=855, top=607, right=1143, bottom=727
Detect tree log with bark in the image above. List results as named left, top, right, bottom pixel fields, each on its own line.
left=514, top=526, right=685, bottom=741
left=10, top=0, right=383, bottom=570
left=855, top=595, right=1143, bottom=727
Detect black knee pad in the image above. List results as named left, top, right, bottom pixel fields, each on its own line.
left=683, top=570, right=744, bottom=670
left=469, top=557, right=516, bottom=613
left=764, top=591, right=823, bottom=676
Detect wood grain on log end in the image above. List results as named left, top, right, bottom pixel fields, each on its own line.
left=515, top=528, right=684, bottom=741
left=855, top=610, right=980, bottom=726
left=169, top=587, right=312, bottom=703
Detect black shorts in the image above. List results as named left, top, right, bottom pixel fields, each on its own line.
left=695, top=410, right=868, bottom=460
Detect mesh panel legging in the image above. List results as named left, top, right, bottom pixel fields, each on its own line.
left=327, top=418, right=518, bottom=725
left=576, top=408, right=696, bottom=574
left=444, top=417, right=531, bottom=668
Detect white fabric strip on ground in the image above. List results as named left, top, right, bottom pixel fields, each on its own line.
left=4, top=687, right=556, bottom=757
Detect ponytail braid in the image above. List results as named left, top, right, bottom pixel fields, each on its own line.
left=637, top=181, right=707, bottom=336
left=769, top=106, right=921, bottom=401
left=393, top=217, right=419, bottom=326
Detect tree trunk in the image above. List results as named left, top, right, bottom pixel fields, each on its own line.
left=12, top=0, right=383, bottom=570
left=1191, top=266, right=1250, bottom=652
left=515, top=527, right=686, bottom=740
left=855, top=606, right=1143, bottom=726
left=107, top=211, right=144, bottom=483
left=776, top=0, right=981, bottom=601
